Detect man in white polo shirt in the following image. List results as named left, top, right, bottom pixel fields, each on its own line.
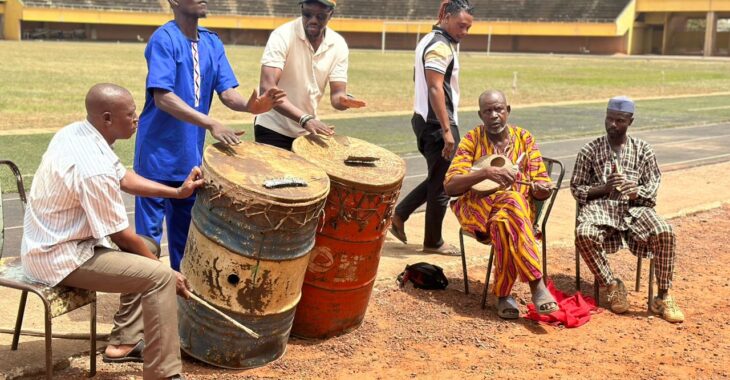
left=21, top=84, right=201, bottom=380
left=255, top=0, right=366, bottom=150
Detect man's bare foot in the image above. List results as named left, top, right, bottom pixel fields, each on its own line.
left=422, top=243, right=460, bottom=256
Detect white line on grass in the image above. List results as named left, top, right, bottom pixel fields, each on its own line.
left=689, top=105, right=730, bottom=112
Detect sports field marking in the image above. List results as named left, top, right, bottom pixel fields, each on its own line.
left=550, top=133, right=730, bottom=161
left=317, top=91, right=730, bottom=121
left=2, top=92, right=730, bottom=136
left=664, top=153, right=730, bottom=166
left=688, top=105, right=730, bottom=112
left=403, top=129, right=730, bottom=180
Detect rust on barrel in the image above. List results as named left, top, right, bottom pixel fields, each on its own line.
left=178, top=142, right=329, bottom=368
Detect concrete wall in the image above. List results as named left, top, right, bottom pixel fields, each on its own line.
left=321, top=31, right=627, bottom=54
left=14, top=21, right=629, bottom=55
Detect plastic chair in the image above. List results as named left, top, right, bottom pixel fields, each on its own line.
left=458, top=157, right=565, bottom=309
left=574, top=201, right=655, bottom=311
left=0, top=160, right=97, bottom=379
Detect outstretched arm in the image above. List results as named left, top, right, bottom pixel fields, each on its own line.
left=329, top=81, right=366, bottom=110
left=153, top=89, right=242, bottom=145
left=120, top=166, right=204, bottom=199
left=259, top=65, right=334, bottom=136
left=218, top=87, right=286, bottom=115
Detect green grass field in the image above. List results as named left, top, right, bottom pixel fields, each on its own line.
left=2, top=40, right=730, bottom=132
left=2, top=40, right=730, bottom=191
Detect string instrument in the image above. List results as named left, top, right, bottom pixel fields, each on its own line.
left=470, top=154, right=520, bottom=195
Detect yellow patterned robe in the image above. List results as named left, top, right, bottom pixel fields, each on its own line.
left=446, top=125, right=551, bottom=296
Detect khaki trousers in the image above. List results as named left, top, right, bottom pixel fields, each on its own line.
left=60, top=237, right=181, bottom=380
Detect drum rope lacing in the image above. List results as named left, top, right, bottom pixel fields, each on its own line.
left=204, top=180, right=327, bottom=232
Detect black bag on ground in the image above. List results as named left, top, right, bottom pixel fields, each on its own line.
left=397, top=262, right=449, bottom=290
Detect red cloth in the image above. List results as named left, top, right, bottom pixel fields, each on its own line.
left=525, top=280, right=600, bottom=328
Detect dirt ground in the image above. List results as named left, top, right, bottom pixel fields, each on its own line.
left=48, top=204, right=730, bottom=380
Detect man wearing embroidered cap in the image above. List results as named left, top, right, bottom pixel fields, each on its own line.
left=571, top=96, right=685, bottom=323
left=255, top=0, right=366, bottom=151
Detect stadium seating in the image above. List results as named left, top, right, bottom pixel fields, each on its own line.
left=20, top=0, right=632, bottom=23
left=23, top=0, right=164, bottom=12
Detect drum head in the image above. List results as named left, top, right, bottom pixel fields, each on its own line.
left=292, top=135, right=406, bottom=191
left=202, top=142, right=330, bottom=204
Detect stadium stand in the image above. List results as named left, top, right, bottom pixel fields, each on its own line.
left=22, top=0, right=164, bottom=12
left=18, top=0, right=632, bottom=22
left=4, top=0, right=729, bottom=56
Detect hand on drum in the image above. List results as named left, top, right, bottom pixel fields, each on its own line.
left=246, top=88, right=286, bottom=115
left=210, top=120, right=243, bottom=145
left=303, top=118, right=335, bottom=136
left=176, top=166, right=205, bottom=199
left=174, top=271, right=192, bottom=299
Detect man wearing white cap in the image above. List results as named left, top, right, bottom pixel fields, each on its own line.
left=571, top=96, right=684, bottom=323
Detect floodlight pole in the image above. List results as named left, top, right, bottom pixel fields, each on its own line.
left=381, top=23, right=386, bottom=54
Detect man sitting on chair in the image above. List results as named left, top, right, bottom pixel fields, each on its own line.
left=21, top=84, right=201, bottom=379
left=444, top=90, right=557, bottom=319
left=571, top=96, right=684, bottom=323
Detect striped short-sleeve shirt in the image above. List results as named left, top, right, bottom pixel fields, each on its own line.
left=21, top=120, right=128, bottom=286
left=414, top=26, right=460, bottom=126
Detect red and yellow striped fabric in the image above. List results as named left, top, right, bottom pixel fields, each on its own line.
left=446, top=125, right=550, bottom=296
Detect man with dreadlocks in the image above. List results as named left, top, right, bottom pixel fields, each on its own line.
left=390, top=0, right=473, bottom=256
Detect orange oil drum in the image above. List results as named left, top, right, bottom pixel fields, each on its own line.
left=291, top=135, right=406, bottom=338
left=178, top=142, right=329, bottom=368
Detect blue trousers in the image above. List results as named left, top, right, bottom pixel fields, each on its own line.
left=134, top=180, right=195, bottom=271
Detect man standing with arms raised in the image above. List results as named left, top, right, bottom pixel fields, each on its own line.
left=390, top=0, right=473, bottom=255
left=255, top=0, right=366, bottom=151
left=135, top=0, right=284, bottom=271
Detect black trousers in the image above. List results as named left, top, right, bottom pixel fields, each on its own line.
left=395, top=114, right=460, bottom=248
left=254, top=124, right=295, bottom=151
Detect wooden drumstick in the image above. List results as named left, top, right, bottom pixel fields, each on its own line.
left=515, top=180, right=557, bottom=190
left=188, top=292, right=260, bottom=339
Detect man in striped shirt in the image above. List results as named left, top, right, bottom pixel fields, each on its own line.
left=390, top=0, right=473, bottom=255
left=22, top=84, right=201, bottom=379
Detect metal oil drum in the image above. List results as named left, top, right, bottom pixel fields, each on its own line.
left=178, top=142, right=329, bottom=368
left=291, top=135, right=406, bottom=338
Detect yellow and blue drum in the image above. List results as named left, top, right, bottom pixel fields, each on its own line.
left=178, top=142, right=329, bottom=368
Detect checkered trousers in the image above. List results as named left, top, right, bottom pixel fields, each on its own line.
left=575, top=205, right=676, bottom=290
